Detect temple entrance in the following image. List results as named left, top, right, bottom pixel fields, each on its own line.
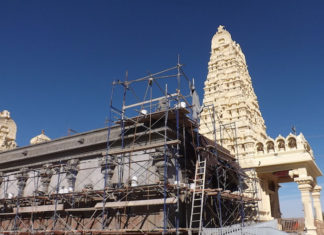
left=255, top=166, right=322, bottom=235
left=279, top=182, right=303, bottom=218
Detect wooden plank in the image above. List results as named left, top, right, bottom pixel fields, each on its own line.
left=106, top=140, right=180, bottom=155
left=13, top=204, right=64, bottom=213
left=65, top=207, right=97, bottom=212
left=0, top=212, right=16, bottom=216
left=95, top=197, right=177, bottom=209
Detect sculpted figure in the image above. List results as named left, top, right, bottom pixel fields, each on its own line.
left=277, top=139, right=285, bottom=150
left=266, top=141, right=275, bottom=152
left=288, top=137, right=297, bottom=149
left=256, top=143, right=264, bottom=152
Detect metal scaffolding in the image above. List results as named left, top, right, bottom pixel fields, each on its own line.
left=0, top=63, right=259, bottom=234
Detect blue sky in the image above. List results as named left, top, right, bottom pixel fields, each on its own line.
left=1, top=0, right=324, bottom=218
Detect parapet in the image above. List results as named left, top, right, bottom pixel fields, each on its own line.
left=254, top=133, right=313, bottom=156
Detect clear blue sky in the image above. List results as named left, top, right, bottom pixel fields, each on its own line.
left=1, top=0, right=324, bottom=218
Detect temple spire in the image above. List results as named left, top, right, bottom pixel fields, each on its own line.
left=200, top=26, right=267, bottom=157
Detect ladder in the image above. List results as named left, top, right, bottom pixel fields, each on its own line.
left=189, top=159, right=207, bottom=234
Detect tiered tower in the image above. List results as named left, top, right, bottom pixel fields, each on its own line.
left=0, top=110, right=17, bottom=151
left=199, top=25, right=267, bottom=158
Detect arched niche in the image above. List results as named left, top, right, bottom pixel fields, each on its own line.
left=266, top=141, right=275, bottom=153
left=256, top=142, right=264, bottom=153
left=277, top=139, right=285, bottom=151
left=287, top=137, right=297, bottom=149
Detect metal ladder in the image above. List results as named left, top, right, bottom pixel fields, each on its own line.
left=190, top=159, right=207, bottom=234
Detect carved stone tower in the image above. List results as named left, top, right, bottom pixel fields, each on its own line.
left=199, top=26, right=267, bottom=158
left=0, top=110, right=17, bottom=152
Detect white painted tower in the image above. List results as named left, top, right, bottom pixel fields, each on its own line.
left=199, top=25, right=267, bottom=158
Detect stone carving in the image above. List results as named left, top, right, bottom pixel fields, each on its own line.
left=200, top=25, right=322, bottom=231
left=217, top=25, right=225, bottom=32
left=277, top=139, right=285, bottom=151
left=266, top=141, right=275, bottom=153
left=152, top=147, right=173, bottom=182
left=39, top=164, right=54, bottom=194
left=30, top=130, right=51, bottom=145
left=288, top=137, right=297, bottom=149
left=256, top=143, right=264, bottom=152
left=16, top=168, right=29, bottom=197
left=255, top=133, right=313, bottom=155
left=64, top=159, right=79, bottom=192
left=200, top=26, right=267, bottom=157
left=100, top=154, right=116, bottom=188
left=0, top=110, right=17, bottom=151
left=295, top=176, right=314, bottom=186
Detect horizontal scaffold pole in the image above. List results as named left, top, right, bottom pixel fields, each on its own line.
left=123, top=93, right=178, bottom=110
left=105, top=139, right=180, bottom=155
left=95, top=197, right=177, bottom=209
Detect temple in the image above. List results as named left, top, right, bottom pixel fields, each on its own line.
left=0, top=25, right=322, bottom=234
left=0, top=67, right=258, bottom=234
left=200, top=25, right=323, bottom=235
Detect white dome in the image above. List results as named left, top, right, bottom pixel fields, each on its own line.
left=30, top=130, right=51, bottom=145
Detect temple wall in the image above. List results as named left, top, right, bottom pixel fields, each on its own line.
left=0, top=149, right=184, bottom=198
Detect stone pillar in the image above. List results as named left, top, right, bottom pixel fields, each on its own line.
left=0, top=172, right=3, bottom=186
left=312, top=185, right=323, bottom=222
left=258, top=177, right=273, bottom=221
left=64, top=159, right=79, bottom=192
left=39, top=164, right=54, bottom=194
left=152, top=147, right=172, bottom=183
left=270, top=183, right=281, bottom=218
left=296, top=177, right=317, bottom=235
left=15, top=168, right=29, bottom=197
left=101, top=153, right=116, bottom=188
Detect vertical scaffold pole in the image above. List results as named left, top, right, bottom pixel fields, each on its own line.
left=102, top=82, right=115, bottom=230
left=13, top=175, right=20, bottom=231
left=31, top=170, right=39, bottom=233
left=119, top=73, right=128, bottom=189
left=211, top=105, right=223, bottom=227
left=53, top=161, right=61, bottom=230
left=163, top=84, right=169, bottom=235
left=233, top=123, right=245, bottom=226
left=175, top=59, right=181, bottom=234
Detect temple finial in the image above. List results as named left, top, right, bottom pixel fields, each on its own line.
left=218, top=25, right=225, bottom=32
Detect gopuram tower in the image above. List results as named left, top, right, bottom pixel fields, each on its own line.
left=200, top=26, right=323, bottom=234
left=200, top=25, right=267, bottom=158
